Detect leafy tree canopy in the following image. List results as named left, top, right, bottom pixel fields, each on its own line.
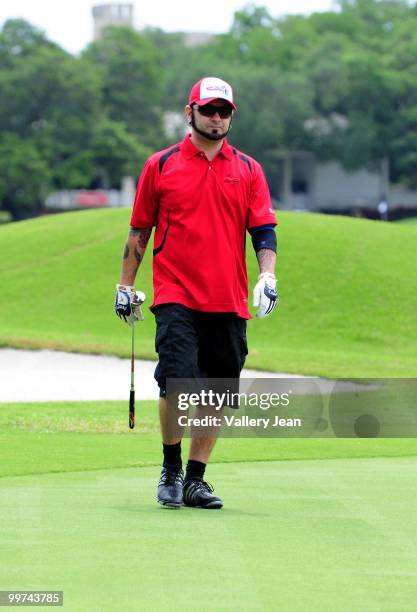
left=4, top=1, right=417, bottom=219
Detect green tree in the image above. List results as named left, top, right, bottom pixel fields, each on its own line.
left=83, top=26, right=165, bottom=148
left=0, top=19, right=102, bottom=194
left=91, top=119, right=151, bottom=188
left=0, top=133, right=51, bottom=220
left=230, top=4, right=274, bottom=37
left=0, top=18, right=53, bottom=67
left=225, top=66, right=314, bottom=178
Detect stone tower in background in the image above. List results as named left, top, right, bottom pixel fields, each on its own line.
left=92, top=4, right=135, bottom=40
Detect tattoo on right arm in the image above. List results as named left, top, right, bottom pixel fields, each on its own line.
left=138, top=228, right=152, bottom=249
left=120, top=228, right=151, bottom=285
left=129, top=227, right=141, bottom=237
left=122, top=227, right=152, bottom=269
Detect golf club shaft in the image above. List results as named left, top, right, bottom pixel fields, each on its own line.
left=129, top=323, right=135, bottom=429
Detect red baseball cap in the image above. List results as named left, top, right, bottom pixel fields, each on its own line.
left=189, top=77, right=236, bottom=110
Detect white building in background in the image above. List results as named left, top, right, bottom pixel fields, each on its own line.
left=182, top=32, right=214, bottom=47
left=92, top=3, right=135, bottom=40
left=272, top=152, right=389, bottom=213
left=45, top=177, right=135, bottom=211
left=269, top=152, right=417, bottom=215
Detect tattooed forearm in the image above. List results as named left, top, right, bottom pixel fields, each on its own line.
left=119, top=227, right=152, bottom=285
left=128, top=227, right=152, bottom=252
left=129, top=227, right=141, bottom=236
left=138, top=228, right=152, bottom=249
left=256, top=248, right=276, bottom=274
left=122, top=227, right=152, bottom=285
left=132, top=228, right=151, bottom=263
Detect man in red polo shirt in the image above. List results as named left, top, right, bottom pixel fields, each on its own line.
left=115, top=77, right=277, bottom=509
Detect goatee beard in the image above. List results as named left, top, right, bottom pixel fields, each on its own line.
left=191, top=114, right=230, bottom=141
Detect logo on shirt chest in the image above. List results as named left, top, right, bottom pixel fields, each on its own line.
left=224, top=175, right=240, bottom=183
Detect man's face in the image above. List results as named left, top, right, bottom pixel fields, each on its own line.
left=186, top=99, right=234, bottom=141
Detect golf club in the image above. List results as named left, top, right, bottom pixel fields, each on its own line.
left=128, top=290, right=145, bottom=429
left=129, top=321, right=135, bottom=429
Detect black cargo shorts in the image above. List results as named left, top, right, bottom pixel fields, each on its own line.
left=153, top=303, right=248, bottom=397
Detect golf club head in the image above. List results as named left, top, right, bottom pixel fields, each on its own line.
left=133, top=290, right=146, bottom=305
left=131, top=290, right=146, bottom=322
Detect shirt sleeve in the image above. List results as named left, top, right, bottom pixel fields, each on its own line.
left=130, top=158, right=159, bottom=228
left=247, top=163, right=277, bottom=231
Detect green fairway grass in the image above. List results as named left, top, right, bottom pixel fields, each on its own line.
left=2, top=460, right=417, bottom=611
left=396, top=216, right=417, bottom=226
left=1, top=401, right=417, bottom=479
left=0, top=209, right=416, bottom=376
left=1, top=401, right=417, bottom=611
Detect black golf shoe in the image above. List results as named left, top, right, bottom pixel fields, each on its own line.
left=183, top=479, right=223, bottom=509
left=157, top=467, right=184, bottom=508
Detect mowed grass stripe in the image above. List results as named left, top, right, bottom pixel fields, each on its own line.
left=1, top=459, right=417, bottom=611
left=1, top=401, right=417, bottom=478
left=0, top=209, right=416, bottom=376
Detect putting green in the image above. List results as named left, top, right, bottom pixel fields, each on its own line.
left=2, top=402, right=417, bottom=610
left=1, top=458, right=417, bottom=611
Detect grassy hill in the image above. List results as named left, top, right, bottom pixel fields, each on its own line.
left=396, top=216, right=417, bottom=226
left=0, top=208, right=416, bottom=377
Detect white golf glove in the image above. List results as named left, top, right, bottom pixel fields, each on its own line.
left=253, top=273, right=278, bottom=318
left=115, top=284, right=146, bottom=326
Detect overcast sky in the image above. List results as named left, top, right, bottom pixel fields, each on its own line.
left=0, top=0, right=336, bottom=54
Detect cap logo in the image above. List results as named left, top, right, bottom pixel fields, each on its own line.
left=206, top=85, right=228, bottom=96
left=200, top=77, right=233, bottom=103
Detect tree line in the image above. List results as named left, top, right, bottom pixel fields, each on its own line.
left=2, top=0, right=417, bottom=219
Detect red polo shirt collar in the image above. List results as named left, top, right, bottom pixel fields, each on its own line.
left=180, top=134, right=234, bottom=161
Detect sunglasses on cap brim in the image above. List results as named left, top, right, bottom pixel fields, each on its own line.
left=193, top=103, right=234, bottom=118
